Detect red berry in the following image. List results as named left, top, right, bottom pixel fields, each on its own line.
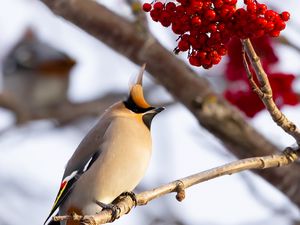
left=217, top=46, right=227, bottom=55
left=189, top=55, right=201, bottom=66
left=256, top=3, right=267, bottom=14
left=181, top=34, right=190, bottom=41
left=265, top=22, right=274, bottom=31
left=212, top=55, right=222, bottom=65
left=265, top=10, right=278, bottom=21
left=150, top=9, right=160, bottom=22
left=191, top=16, right=202, bottom=27
left=220, top=5, right=235, bottom=19
left=223, top=0, right=236, bottom=4
left=177, top=0, right=188, bottom=5
left=189, top=36, right=201, bottom=49
left=247, top=3, right=257, bottom=13
left=205, top=9, right=216, bottom=21
left=166, top=2, right=176, bottom=12
left=256, top=18, right=268, bottom=28
left=214, top=0, right=223, bottom=9
left=269, top=30, right=280, bottom=37
left=160, top=11, right=172, bottom=27
left=208, top=24, right=218, bottom=32
left=190, top=0, right=203, bottom=12
left=275, top=20, right=286, bottom=30
left=178, top=39, right=190, bottom=51
left=281, top=11, right=290, bottom=21
left=197, top=51, right=207, bottom=60
left=244, top=0, right=254, bottom=4
left=153, top=2, right=164, bottom=10
left=142, top=3, right=152, bottom=12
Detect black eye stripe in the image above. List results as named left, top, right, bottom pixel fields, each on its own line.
left=124, top=96, right=154, bottom=113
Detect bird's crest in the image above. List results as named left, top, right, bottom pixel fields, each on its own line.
left=129, top=64, right=151, bottom=109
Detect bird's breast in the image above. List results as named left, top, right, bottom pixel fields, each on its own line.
left=66, top=116, right=152, bottom=215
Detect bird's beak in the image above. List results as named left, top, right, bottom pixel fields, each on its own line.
left=153, top=107, right=165, bottom=114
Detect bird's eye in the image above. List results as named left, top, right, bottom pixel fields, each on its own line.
left=124, top=97, right=154, bottom=114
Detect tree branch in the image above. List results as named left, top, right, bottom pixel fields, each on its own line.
left=41, top=0, right=300, bottom=208
left=242, top=38, right=300, bottom=145
left=53, top=146, right=300, bottom=225
left=277, top=35, right=300, bottom=54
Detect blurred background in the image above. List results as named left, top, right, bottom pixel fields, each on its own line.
left=0, top=0, right=300, bottom=225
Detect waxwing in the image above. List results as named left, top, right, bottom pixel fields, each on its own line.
left=2, top=28, right=75, bottom=114
left=44, top=65, right=164, bottom=225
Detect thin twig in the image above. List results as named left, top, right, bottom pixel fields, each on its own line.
left=241, top=50, right=264, bottom=97
left=53, top=146, right=300, bottom=225
left=241, top=38, right=300, bottom=145
left=277, top=36, right=300, bottom=54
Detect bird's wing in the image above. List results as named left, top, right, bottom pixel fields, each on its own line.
left=63, top=113, right=112, bottom=178
left=44, top=151, right=100, bottom=225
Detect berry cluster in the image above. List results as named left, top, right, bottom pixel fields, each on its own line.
left=142, top=0, right=290, bottom=69
left=229, top=0, right=290, bottom=39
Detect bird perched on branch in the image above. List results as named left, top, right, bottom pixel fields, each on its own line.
left=2, top=28, right=75, bottom=114
left=44, top=65, right=164, bottom=225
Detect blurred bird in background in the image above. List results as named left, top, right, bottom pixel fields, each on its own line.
left=44, top=65, right=164, bottom=225
left=2, top=28, right=76, bottom=115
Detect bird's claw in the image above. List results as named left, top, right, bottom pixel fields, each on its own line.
left=119, top=191, right=137, bottom=206
left=95, top=200, right=121, bottom=221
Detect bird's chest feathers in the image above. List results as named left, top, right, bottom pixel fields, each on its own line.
left=89, top=118, right=152, bottom=199
left=104, top=117, right=152, bottom=157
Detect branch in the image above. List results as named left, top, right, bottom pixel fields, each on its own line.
left=241, top=39, right=300, bottom=145
left=53, top=146, right=300, bottom=225
left=0, top=84, right=173, bottom=126
left=0, top=91, right=125, bottom=125
left=277, top=35, right=300, bottom=54
left=41, top=0, right=300, bottom=207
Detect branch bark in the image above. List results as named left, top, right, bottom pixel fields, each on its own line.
left=41, top=0, right=300, bottom=208
left=53, top=146, right=300, bottom=225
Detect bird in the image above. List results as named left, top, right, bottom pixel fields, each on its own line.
left=2, top=28, right=75, bottom=114
left=44, top=64, right=164, bottom=225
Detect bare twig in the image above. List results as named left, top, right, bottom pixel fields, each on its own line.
left=241, top=38, right=300, bottom=145
left=277, top=36, right=300, bottom=53
left=53, top=146, right=299, bottom=225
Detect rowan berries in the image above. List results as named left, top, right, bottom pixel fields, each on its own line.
left=142, top=0, right=290, bottom=69
left=142, top=3, right=152, bottom=12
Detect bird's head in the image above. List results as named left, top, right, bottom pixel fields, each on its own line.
left=123, top=64, right=164, bottom=129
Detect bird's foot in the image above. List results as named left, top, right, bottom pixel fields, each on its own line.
left=118, top=191, right=137, bottom=206
left=95, top=200, right=121, bottom=222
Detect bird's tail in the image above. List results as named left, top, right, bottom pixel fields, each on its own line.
left=46, top=220, right=60, bottom=225
left=44, top=213, right=60, bottom=225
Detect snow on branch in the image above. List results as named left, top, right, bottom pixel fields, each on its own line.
left=53, top=146, right=300, bottom=225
